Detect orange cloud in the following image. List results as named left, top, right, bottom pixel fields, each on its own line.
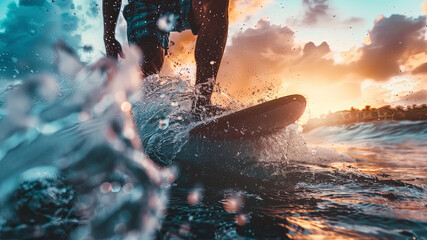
left=216, top=20, right=299, bottom=99
left=374, top=14, right=385, bottom=24
left=396, top=89, right=427, bottom=105
left=229, top=0, right=274, bottom=23
left=340, top=46, right=362, bottom=63
left=405, top=52, right=427, bottom=73
left=413, top=62, right=427, bottom=74
left=214, top=19, right=354, bottom=109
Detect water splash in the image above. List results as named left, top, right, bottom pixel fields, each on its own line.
left=157, top=13, right=178, bottom=32
left=0, top=42, right=173, bottom=239
left=130, top=69, right=352, bottom=173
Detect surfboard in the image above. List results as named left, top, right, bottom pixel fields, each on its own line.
left=189, top=94, right=306, bottom=141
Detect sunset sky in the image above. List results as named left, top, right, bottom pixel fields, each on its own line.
left=1, top=0, right=426, bottom=119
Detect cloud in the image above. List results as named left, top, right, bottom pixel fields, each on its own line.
left=0, top=0, right=82, bottom=80
left=301, top=0, right=329, bottom=25
left=216, top=19, right=298, bottom=98
left=220, top=15, right=366, bottom=90
left=354, top=15, right=427, bottom=80
left=289, top=0, right=363, bottom=27
left=229, top=0, right=274, bottom=23
left=342, top=17, right=364, bottom=24
left=396, top=89, right=427, bottom=105
left=413, top=62, right=427, bottom=74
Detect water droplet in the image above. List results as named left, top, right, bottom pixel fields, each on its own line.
left=159, top=118, right=170, bottom=130
left=187, top=188, right=203, bottom=205
left=121, top=101, right=132, bottom=112
left=223, top=196, right=241, bottom=213
left=122, top=183, right=134, bottom=193
left=236, top=214, right=247, bottom=225
left=111, top=182, right=121, bottom=192
left=100, top=182, right=111, bottom=193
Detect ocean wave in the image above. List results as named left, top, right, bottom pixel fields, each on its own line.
left=304, top=120, right=427, bottom=144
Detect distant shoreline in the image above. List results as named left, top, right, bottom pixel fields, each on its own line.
left=303, top=104, right=427, bottom=132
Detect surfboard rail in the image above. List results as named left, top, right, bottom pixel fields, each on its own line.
left=189, top=94, right=306, bottom=140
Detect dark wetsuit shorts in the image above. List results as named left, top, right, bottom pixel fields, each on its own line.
left=124, top=0, right=198, bottom=52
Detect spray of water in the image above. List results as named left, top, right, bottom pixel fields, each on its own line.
left=0, top=42, right=174, bottom=239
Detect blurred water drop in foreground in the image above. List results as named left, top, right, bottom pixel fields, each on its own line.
left=0, top=43, right=172, bottom=239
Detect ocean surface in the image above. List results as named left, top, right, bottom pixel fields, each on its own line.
left=0, top=46, right=426, bottom=239
left=157, top=121, right=427, bottom=239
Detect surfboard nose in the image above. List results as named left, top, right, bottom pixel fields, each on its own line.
left=289, top=94, right=306, bottom=106
left=189, top=94, right=307, bottom=140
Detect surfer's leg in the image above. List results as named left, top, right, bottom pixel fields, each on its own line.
left=192, top=0, right=229, bottom=107
left=138, top=37, right=165, bottom=76
left=124, top=0, right=169, bottom=76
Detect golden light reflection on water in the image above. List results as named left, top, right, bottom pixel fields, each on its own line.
left=283, top=193, right=426, bottom=239
left=317, top=191, right=427, bottom=222
left=286, top=215, right=363, bottom=240
left=305, top=140, right=427, bottom=186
